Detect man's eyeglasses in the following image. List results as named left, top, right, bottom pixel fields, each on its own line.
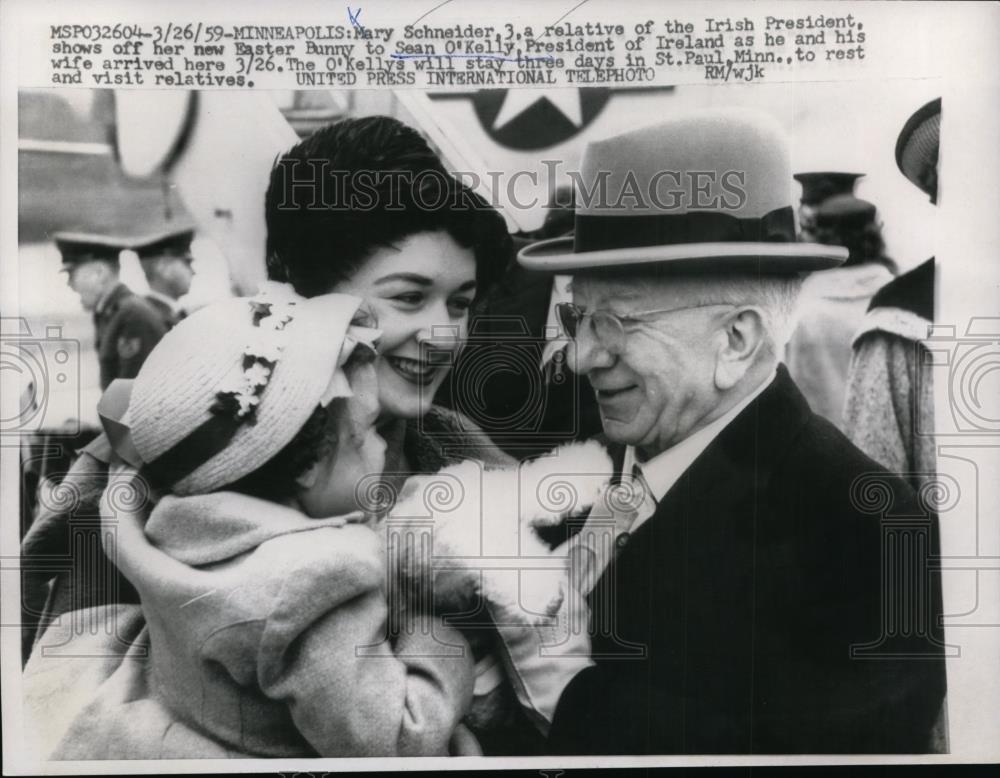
left=555, top=301, right=734, bottom=353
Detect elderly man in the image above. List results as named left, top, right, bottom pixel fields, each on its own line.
left=508, top=112, right=947, bottom=754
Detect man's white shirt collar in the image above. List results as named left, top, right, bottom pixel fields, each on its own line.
left=146, top=289, right=182, bottom=314
left=623, top=368, right=777, bottom=533
left=94, top=283, right=122, bottom=315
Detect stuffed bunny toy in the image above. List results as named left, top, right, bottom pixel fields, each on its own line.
left=383, top=440, right=614, bottom=623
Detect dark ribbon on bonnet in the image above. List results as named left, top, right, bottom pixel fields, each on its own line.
left=141, top=414, right=246, bottom=488
left=98, top=378, right=246, bottom=488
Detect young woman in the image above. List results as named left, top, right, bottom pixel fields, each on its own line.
left=262, top=115, right=516, bottom=480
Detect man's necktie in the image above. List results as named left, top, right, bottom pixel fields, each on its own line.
left=567, top=465, right=650, bottom=595
left=629, top=463, right=658, bottom=526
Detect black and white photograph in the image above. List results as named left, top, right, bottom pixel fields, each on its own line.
left=1, top=0, right=998, bottom=772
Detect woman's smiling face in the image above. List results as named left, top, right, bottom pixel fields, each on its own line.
left=333, top=230, right=477, bottom=421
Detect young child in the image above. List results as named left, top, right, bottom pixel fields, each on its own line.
left=23, top=284, right=475, bottom=760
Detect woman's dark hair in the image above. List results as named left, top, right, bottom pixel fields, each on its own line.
left=265, top=115, right=513, bottom=300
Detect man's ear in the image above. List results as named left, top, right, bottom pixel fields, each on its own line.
left=97, top=262, right=116, bottom=282
left=148, top=257, right=165, bottom=277
left=714, top=306, right=766, bottom=390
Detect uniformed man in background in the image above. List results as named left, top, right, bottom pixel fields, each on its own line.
left=134, top=226, right=197, bottom=330
left=56, top=232, right=167, bottom=389
left=792, top=171, right=865, bottom=242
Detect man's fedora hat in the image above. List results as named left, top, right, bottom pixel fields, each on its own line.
left=518, top=110, right=848, bottom=274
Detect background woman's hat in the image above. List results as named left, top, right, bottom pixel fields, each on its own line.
left=896, top=98, right=941, bottom=202
left=518, top=110, right=848, bottom=273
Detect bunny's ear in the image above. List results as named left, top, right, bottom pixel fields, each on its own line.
left=519, top=440, right=616, bottom=522
left=521, top=440, right=615, bottom=481
left=560, top=440, right=615, bottom=478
